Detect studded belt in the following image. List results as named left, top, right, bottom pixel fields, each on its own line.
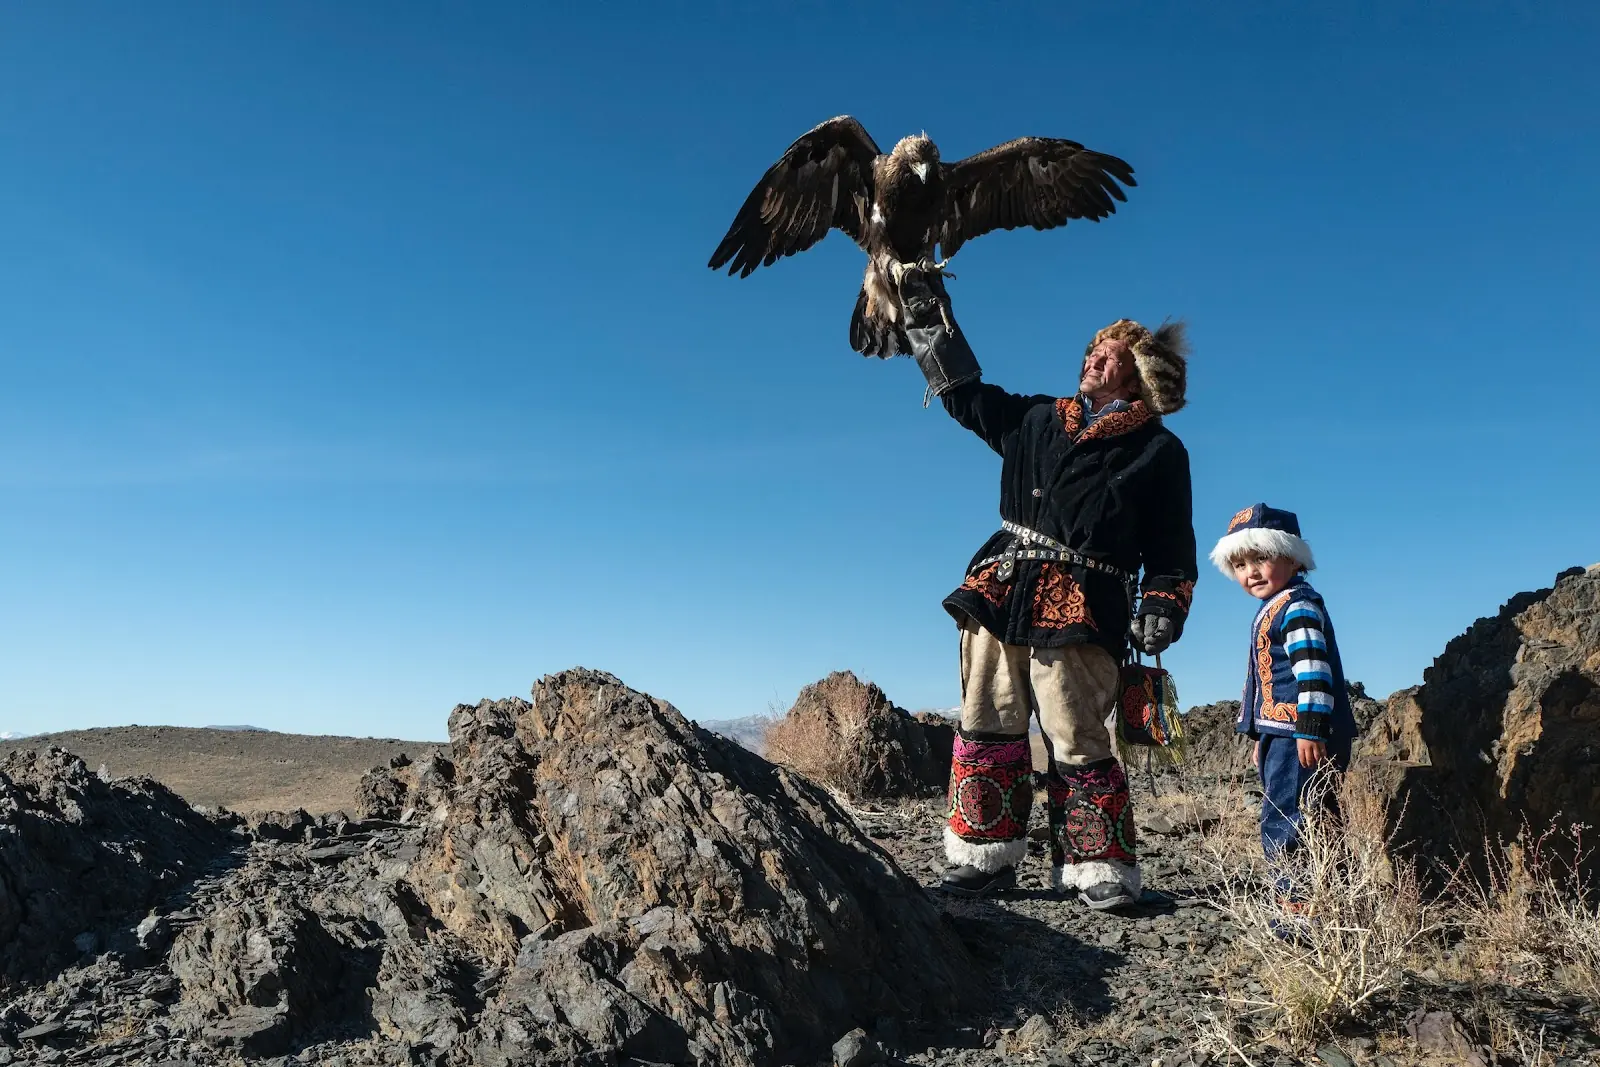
left=973, top=520, right=1136, bottom=585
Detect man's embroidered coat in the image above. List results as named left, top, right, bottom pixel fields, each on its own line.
left=939, top=383, right=1198, bottom=658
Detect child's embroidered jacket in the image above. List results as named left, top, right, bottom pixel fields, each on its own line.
left=1235, top=576, right=1356, bottom=741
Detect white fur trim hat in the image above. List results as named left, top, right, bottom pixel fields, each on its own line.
left=1209, top=503, right=1316, bottom=575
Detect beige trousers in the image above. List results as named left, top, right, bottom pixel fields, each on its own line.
left=958, top=617, right=1119, bottom=767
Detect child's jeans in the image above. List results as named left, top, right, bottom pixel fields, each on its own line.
left=1258, top=731, right=1354, bottom=861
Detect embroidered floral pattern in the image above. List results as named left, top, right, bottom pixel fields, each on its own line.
left=1045, top=761, right=1137, bottom=867
left=1032, top=563, right=1096, bottom=630
left=959, top=562, right=1009, bottom=606
left=1079, top=401, right=1153, bottom=442
left=1054, top=397, right=1154, bottom=442
left=1256, top=589, right=1295, bottom=724
left=947, top=735, right=1033, bottom=843
left=1228, top=506, right=1255, bottom=532
left=1055, top=396, right=1085, bottom=437
left=1142, top=579, right=1195, bottom=615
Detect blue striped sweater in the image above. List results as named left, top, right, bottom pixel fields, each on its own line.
left=1235, top=577, right=1355, bottom=741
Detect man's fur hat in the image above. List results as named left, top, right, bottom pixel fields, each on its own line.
left=1085, top=319, right=1189, bottom=415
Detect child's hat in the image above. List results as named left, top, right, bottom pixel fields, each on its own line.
left=1208, top=503, right=1316, bottom=576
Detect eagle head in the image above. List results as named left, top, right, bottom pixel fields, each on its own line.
left=892, top=133, right=940, bottom=183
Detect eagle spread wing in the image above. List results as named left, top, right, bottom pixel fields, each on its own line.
left=939, top=138, right=1136, bottom=259
left=708, top=116, right=881, bottom=277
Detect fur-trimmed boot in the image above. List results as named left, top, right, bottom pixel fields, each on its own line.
left=1046, top=758, right=1142, bottom=910
left=940, top=730, right=1033, bottom=897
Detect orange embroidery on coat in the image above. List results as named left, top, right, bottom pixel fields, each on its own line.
left=1055, top=397, right=1085, bottom=437
left=1254, top=589, right=1295, bottom=723
left=960, top=562, right=1009, bottom=606
left=1144, top=582, right=1194, bottom=613
left=1228, top=507, right=1255, bottom=532
left=1078, top=401, right=1153, bottom=442
left=1032, top=563, right=1096, bottom=630
left=1056, top=397, right=1153, bottom=441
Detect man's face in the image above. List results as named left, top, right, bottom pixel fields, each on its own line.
left=1080, top=337, right=1136, bottom=399
left=1230, top=553, right=1300, bottom=600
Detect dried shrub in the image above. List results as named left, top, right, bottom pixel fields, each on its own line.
left=1197, top=769, right=1447, bottom=1049
left=1448, top=821, right=1599, bottom=1003
left=762, top=684, right=877, bottom=795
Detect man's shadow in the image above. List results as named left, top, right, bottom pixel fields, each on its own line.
left=885, top=892, right=1125, bottom=1059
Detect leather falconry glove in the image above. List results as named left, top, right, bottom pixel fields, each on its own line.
left=1131, top=612, right=1176, bottom=656
left=897, top=264, right=981, bottom=402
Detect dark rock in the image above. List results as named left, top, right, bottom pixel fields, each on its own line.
left=168, top=885, right=373, bottom=1055
left=19, top=1021, right=71, bottom=1044
left=832, top=1027, right=884, bottom=1067
left=0, top=748, right=232, bottom=984
left=1315, top=1045, right=1356, bottom=1067
left=200, top=1008, right=288, bottom=1055
left=305, top=840, right=364, bottom=863
left=405, top=669, right=983, bottom=1066
left=1369, top=567, right=1600, bottom=886
left=763, top=671, right=954, bottom=799
left=246, top=808, right=316, bottom=842
left=1405, top=1008, right=1487, bottom=1066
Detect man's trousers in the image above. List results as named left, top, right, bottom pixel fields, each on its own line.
left=944, top=618, right=1142, bottom=893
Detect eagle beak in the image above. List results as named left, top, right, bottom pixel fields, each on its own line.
left=913, top=162, right=930, bottom=183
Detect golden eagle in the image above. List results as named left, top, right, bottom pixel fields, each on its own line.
left=708, top=116, right=1136, bottom=357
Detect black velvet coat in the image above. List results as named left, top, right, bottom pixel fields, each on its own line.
left=939, top=383, right=1198, bottom=659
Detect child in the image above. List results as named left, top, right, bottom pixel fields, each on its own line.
left=1209, top=504, right=1357, bottom=862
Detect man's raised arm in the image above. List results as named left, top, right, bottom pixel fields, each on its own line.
left=899, top=267, right=1052, bottom=456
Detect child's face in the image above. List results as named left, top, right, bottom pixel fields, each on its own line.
left=1230, top=553, right=1300, bottom=600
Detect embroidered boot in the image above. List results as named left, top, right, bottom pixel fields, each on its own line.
left=1046, top=759, right=1142, bottom=910
left=940, top=730, right=1032, bottom=895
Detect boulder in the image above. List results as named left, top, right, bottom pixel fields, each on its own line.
left=762, top=671, right=955, bottom=800
left=0, top=747, right=233, bottom=983
left=405, top=669, right=982, bottom=1066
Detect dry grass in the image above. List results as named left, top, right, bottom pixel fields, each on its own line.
left=1185, top=763, right=1600, bottom=1061
left=1446, top=822, right=1600, bottom=1004
left=1196, top=769, right=1448, bottom=1050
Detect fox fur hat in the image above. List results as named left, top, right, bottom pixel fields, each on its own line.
left=1085, top=319, right=1190, bottom=415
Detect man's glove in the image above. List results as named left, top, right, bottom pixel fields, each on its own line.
left=1131, top=612, right=1175, bottom=656
left=897, top=264, right=981, bottom=400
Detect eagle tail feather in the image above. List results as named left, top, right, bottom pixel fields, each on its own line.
left=850, top=283, right=908, bottom=359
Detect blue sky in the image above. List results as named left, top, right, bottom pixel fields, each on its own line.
left=2, top=3, right=1596, bottom=740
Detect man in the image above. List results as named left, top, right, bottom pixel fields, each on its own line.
left=899, top=266, right=1198, bottom=909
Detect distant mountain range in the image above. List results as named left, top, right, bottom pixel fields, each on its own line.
left=696, top=715, right=773, bottom=755
left=0, top=731, right=27, bottom=741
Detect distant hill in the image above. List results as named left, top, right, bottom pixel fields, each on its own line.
left=0, top=725, right=442, bottom=815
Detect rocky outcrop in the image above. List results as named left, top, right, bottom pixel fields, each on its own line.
left=763, top=671, right=955, bottom=800
left=0, top=748, right=232, bottom=984
left=1395, top=565, right=1600, bottom=883
left=1170, top=700, right=1247, bottom=778
left=0, top=671, right=981, bottom=1067
left=406, top=669, right=979, bottom=1065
